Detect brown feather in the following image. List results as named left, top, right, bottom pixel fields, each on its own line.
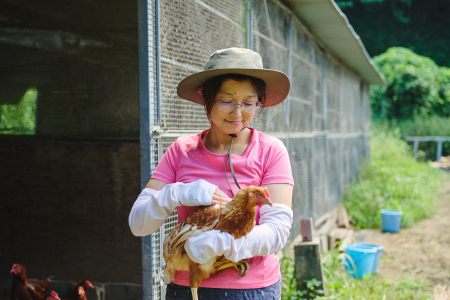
left=163, top=185, right=272, bottom=294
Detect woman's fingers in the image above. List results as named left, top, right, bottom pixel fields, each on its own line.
left=211, top=188, right=232, bottom=205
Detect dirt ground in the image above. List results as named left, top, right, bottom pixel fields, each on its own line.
left=356, top=180, right=450, bottom=294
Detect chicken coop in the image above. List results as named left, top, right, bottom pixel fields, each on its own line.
left=0, top=0, right=383, bottom=299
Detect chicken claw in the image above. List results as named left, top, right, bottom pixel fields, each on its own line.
left=235, top=260, right=250, bottom=277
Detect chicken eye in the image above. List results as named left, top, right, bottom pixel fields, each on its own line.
left=257, top=192, right=262, bottom=197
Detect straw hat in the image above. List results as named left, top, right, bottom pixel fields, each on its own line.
left=177, top=47, right=290, bottom=107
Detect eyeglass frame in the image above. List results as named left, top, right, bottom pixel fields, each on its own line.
left=215, top=100, right=262, bottom=113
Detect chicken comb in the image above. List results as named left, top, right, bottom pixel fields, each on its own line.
left=263, top=187, right=270, bottom=198
left=51, top=291, right=59, bottom=297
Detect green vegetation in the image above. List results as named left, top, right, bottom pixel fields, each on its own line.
left=281, top=250, right=432, bottom=299
left=0, top=88, right=37, bottom=135
left=342, top=123, right=448, bottom=229
left=370, top=47, right=450, bottom=120
left=335, top=0, right=450, bottom=68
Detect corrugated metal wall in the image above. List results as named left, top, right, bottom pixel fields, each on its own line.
left=139, top=0, right=371, bottom=299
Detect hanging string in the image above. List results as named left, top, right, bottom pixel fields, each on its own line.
left=225, top=133, right=241, bottom=196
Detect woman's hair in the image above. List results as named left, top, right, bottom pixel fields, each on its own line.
left=200, top=74, right=266, bottom=121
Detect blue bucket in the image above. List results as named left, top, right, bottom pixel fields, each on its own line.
left=344, top=244, right=378, bottom=278
left=380, top=209, right=403, bottom=233
left=353, top=242, right=384, bottom=272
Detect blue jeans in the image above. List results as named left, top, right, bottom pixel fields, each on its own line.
left=165, top=278, right=281, bottom=300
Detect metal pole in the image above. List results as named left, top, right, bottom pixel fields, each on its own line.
left=285, top=17, right=294, bottom=152
left=311, top=48, right=316, bottom=218
left=339, top=70, right=344, bottom=200
left=360, top=82, right=365, bottom=158
left=322, top=58, right=331, bottom=208
left=246, top=0, right=253, bottom=50
left=349, top=78, right=355, bottom=183
left=156, top=0, right=161, bottom=126
left=138, top=0, right=153, bottom=298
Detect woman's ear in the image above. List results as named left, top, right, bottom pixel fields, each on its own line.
left=197, top=87, right=203, bottom=99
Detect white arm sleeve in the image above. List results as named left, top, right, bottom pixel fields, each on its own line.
left=184, top=203, right=293, bottom=263
left=128, top=179, right=218, bottom=237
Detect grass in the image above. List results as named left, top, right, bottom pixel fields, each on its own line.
left=342, top=123, right=448, bottom=229
left=281, top=250, right=433, bottom=300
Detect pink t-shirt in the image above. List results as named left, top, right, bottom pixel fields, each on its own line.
left=151, top=127, right=294, bottom=289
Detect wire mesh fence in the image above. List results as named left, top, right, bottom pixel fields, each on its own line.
left=141, top=0, right=371, bottom=298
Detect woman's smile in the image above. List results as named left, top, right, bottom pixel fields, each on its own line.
left=226, top=119, right=243, bottom=125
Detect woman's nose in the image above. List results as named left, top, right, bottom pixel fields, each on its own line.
left=230, top=105, right=243, bottom=116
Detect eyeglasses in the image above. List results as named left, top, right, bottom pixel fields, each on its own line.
left=216, top=101, right=261, bottom=113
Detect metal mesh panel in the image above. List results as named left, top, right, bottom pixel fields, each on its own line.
left=143, top=0, right=374, bottom=297
left=327, top=59, right=340, bottom=133
left=289, top=25, right=314, bottom=132
left=328, top=138, right=341, bottom=207
left=313, top=136, right=328, bottom=219
left=341, top=70, right=351, bottom=134
left=290, top=138, right=313, bottom=238
left=314, top=51, right=324, bottom=131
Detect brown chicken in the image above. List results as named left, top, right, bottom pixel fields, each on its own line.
left=61, top=280, right=94, bottom=300
left=10, top=263, right=51, bottom=300
left=163, top=185, right=272, bottom=300
left=45, top=291, right=60, bottom=300
left=66, top=287, right=86, bottom=300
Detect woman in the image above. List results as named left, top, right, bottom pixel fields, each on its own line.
left=129, top=47, right=294, bottom=299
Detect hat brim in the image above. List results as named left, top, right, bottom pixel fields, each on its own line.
left=177, top=69, right=290, bottom=107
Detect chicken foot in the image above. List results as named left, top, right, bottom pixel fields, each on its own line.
left=191, top=287, right=198, bottom=300
left=216, top=260, right=250, bottom=277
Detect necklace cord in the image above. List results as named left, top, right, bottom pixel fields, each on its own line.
left=225, top=134, right=241, bottom=196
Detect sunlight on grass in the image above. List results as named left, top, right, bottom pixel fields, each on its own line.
left=281, top=250, right=433, bottom=300
left=0, top=88, right=37, bottom=135
left=342, top=123, right=448, bottom=229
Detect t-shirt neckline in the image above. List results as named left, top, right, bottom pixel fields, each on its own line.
left=199, top=127, right=255, bottom=157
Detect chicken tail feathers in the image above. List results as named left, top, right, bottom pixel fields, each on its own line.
left=163, top=265, right=175, bottom=285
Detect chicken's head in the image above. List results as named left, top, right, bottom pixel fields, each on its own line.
left=47, top=291, right=60, bottom=300
left=10, top=263, right=24, bottom=275
left=81, top=280, right=94, bottom=291
left=246, top=186, right=272, bottom=207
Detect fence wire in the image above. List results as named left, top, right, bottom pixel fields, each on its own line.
left=142, top=0, right=371, bottom=298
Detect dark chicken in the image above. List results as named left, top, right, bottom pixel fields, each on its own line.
left=10, top=264, right=51, bottom=300
left=163, top=185, right=272, bottom=300
left=61, top=280, right=94, bottom=300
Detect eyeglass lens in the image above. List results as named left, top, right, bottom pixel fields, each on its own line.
left=217, top=101, right=260, bottom=112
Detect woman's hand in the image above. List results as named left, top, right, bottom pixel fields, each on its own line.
left=211, top=188, right=232, bottom=205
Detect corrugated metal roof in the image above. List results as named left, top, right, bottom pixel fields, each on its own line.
left=282, top=0, right=386, bottom=85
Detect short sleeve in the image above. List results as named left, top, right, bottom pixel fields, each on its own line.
left=261, top=138, right=294, bottom=186
left=150, top=139, right=179, bottom=184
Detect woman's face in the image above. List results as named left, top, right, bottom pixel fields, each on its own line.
left=209, top=78, right=258, bottom=135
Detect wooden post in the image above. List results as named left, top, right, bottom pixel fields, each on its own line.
left=294, top=237, right=326, bottom=299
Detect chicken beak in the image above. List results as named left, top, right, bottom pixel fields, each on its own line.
left=261, top=197, right=273, bottom=207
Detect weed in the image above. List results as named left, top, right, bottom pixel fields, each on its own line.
left=342, top=123, right=448, bottom=229
left=281, top=250, right=433, bottom=299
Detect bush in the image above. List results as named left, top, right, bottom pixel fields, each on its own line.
left=342, top=123, right=448, bottom=229
left=371, top=47, right=450, bottom=119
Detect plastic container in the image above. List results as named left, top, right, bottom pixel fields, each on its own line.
left=353, top=242, right=384, bottom=272
left=343, top=244, right=378, bottom=278
left=380, top=209, right=403, bottom=233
